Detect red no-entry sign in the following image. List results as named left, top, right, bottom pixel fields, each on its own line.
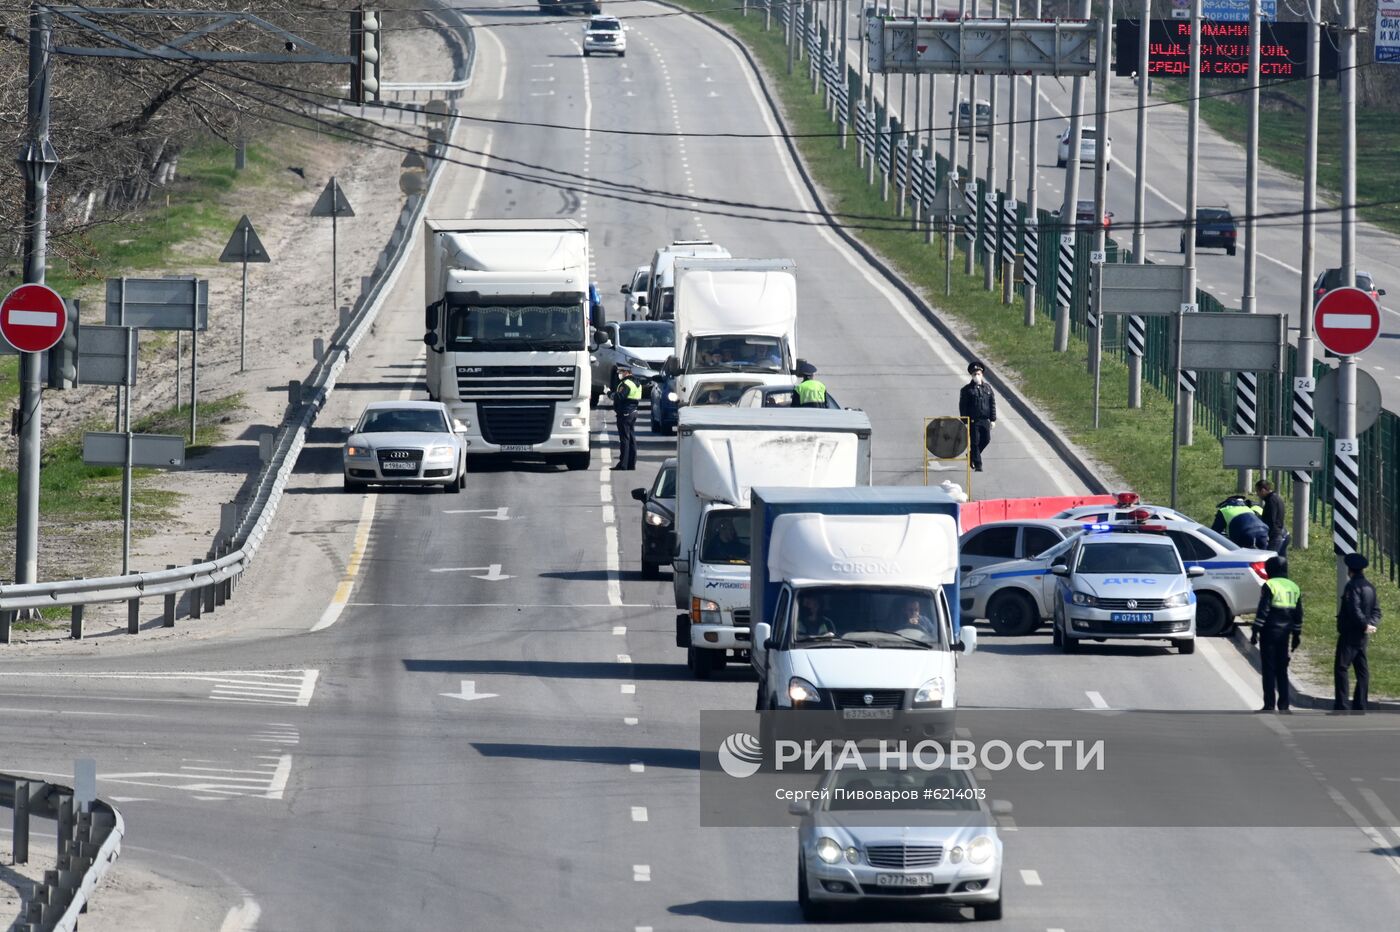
left=0, top=283, right=67, bottom=354
left=1315, top=287, right=1381, bottom=357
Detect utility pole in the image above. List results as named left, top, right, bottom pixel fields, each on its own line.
left=925, top=0, right=937, bottom=243
left=1236, top=0, right=1263, bottom=493
left=947, top=0, right=966, bottom=280
left=898, top=0, right=911, bottom=217
left=1024, top=0, right=1041, bottom=326
left=1293, top=0, right=1321, bottom=551
left=1173, top=0, right=1203, bottom=508
left=982, top=0, right=1000, bottom=291
left=1002, top=0, right=1019, bottom=304
left=1128, top=0, right=1150, bottom=408
left=1054, top=0, right=1091, bottom=353
left=964, top=0, right=980, bottom=275
left=1334, top=0, right=1359, bottom=597
left=15, top=3, right=58, bottom=588
left=1089, top=0, right=1113, bottom=388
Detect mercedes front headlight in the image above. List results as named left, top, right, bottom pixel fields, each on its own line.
left=816, top=837, right=843, bottom=864
left=968, top=835, right=995, bottom=865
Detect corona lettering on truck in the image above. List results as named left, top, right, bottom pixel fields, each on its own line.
left=672, top=407, right=873, bottom=679
left=422, top=219, right=598, bottom=470
left=748, top=487, right=976, bottom=717
left=663, top=258, right=800, bottom=406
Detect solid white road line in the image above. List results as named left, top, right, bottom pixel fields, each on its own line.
left=1198, top=638, right=1260, bottom=709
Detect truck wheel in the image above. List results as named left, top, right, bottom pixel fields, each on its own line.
left=564, top=450, right=592, bottom=471
left=986, top=591, right=1037, bottom=636
left=688, top=647, right=720, bottom=680
left=675, top=613, right=690, bottom=648
left=1194, top=592, right=1230, bottom=637
left=642, top=560, right=661, bottom=579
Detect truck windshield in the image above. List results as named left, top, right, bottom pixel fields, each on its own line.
left=688, top=335, right=786, bottom=373
left=699, top=509, right=751, bottom=565
left=443, top=298, right=585, bottom=352
left=789, top=587, right=945, bottom=648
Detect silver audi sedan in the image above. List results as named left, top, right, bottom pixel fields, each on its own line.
left=342, top=400, right=466, bottom=493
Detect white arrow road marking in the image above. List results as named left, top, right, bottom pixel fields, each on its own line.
left=429, top=564, right=512, bottom=580
left=442, top=506, right=510, bottom=520
left=440, top=679, right=498, bottom=702
left=7, top=309, right=58, bottom=327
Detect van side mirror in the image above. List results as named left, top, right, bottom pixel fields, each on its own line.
left=631, top=488, right=647, bottom=502
left=620, top=283, right=630, bottom=294
left=753, top=622, right=772, bottom=652
left=664, top=356, right=679, bottom=377
left=423, top=331, right=439, bottom=347
left=636, top=295, right=647, bottom=307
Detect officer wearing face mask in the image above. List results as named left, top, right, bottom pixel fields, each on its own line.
left=958, top=361, right=997, bottom=472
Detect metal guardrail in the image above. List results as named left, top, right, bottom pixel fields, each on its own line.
left=2, top=773, right=124, bottom=932
left=0, top=5, right=475, bottom=633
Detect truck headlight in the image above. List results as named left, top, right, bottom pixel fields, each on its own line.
left=691, top=597, right=721, bottom=625
left=968, top=835, right=995, bottom=865
left=1071, top=591, right=1100, bottom=606
left=914, top=677, right=945, bottom=706
left=559, top=416, right=585, bottom=429
left=1164, top=591, right=1190, bottom=607
left=788, top=676, right=821, bottom=705
left=345, top=445, right=371, bottom=459
left=816, top=837, right=843, bottom=864
left=963, top=573, right=986, bottom=589
left=426, top=445, right=455, bottom=461
left=644, top=505, right=671, bottom=527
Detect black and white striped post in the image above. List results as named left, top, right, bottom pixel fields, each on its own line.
left=1126, top=315, right=1146, bottom=406
left=1001, top=197, right=1018, bottom=304
left=1053, top=233, right=1075, bottom=352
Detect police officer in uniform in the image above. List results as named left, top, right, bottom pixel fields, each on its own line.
left=611, top=362, right=641, bottom=471
left=1251, top=556, right=1302, bottom=713
left=794, top=361, right=827, bottom=408
left=1335, top=552, right=1382, bottom=712
left=958, top=361, right=997, bottom=472
left=1211, top=495, right=1269, bottom=550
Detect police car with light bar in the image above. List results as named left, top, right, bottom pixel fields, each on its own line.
left=962, top=511, right=1276, bottom=640
left=1052, top=491, right=1190, bottom=524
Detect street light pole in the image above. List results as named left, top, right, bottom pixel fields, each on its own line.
left=964, top=0, right=980, bottom=275
left=1293, top=0, right=1321, bottom=551
left=1236, top=0, right=1263, bottom=493
left=1334, top=0, right=1359, bottom=597
left=1172, top=0, right=1204, bottom=509
left=1128, top=0, right=1150, bottom=409
left=1024, top=0, right=1042, bottom=326
left=15, top=2, right=58, bottom=588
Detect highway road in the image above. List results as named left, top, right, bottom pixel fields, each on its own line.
left=4, top=4, right=1400, bottom=931
left=840, top=6, right=1400, bottom=410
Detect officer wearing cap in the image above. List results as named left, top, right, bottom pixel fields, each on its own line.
left=958, top=361, right=997, bottom=472
left=1251, top=556, right=1302, bottom=713
left=1335, top=552, right=1382, bottom=711
left=794, top=361, right=827, bottom=408
left=611, top=362, right=642, bottom=471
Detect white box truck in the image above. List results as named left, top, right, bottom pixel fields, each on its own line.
left=663, top=258, right=800, bottom=408
left=672, top=407, right=873, bottom=678
left=422, top=219, right=597, bottom=470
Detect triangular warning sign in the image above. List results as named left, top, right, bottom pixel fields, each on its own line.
left=310, top=177, right=355, bottom=218
left=219, top=215, right=272, bottom=263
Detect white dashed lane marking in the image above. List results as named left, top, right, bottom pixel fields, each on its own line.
left=1021, top=869, right=1043, bottom=886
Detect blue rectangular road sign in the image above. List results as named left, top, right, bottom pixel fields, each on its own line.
left=1203, top=0, right=1277, bottom=21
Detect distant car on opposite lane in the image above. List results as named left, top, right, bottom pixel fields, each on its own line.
left=582, top=15, right=625, bottom=56
left=1056, top=126, right=1110, bottom=168
left=1181, top=206, right=1237, bottom=255
left=631, top=457, right=677, bottom=578
left=343, top=401, right=466, bottom=493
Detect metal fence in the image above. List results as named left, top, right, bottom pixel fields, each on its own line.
left=772, top=3, right=1398, bottom=583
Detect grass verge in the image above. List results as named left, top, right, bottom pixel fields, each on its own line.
left=678, top=3, right=1400, bottom=698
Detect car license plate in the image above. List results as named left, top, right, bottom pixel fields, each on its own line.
left=875, top=873, right=935, bottom=887
left=381, top=461, right=417, bottom=471
left=843, top=708, right=893, bottom=720
left=500, top=444, right=533, bottom=452
left=1110, top=612, right=1154, bottom=623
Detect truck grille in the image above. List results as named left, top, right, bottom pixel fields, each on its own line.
left=457, top=365, right=576, bottom=401
left=732, top=610, right=750, bottom=627
left=479, top=403, right=555, bottom=446
left=866, top=845, right=944, bottom=869
left=830, top=689, right=904, bottom=710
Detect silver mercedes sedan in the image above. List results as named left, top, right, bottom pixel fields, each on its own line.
left=342, top=400, right=466, bottom=493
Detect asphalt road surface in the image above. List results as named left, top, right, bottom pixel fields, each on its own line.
left=5, top=5, right=1400, bottom=931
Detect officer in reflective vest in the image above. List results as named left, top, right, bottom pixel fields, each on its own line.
left=1251, top=556, right=1302, bottom=713
left=611, top=363, right=642, bottom=471
left=1212, top=495, right=1269, bottom=550
left=794, top=361, right=827, bottom=408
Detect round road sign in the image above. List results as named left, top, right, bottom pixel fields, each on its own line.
left=1314, top=287, right=1381, bottom=357
left=0, top=283, right=67, bottom=353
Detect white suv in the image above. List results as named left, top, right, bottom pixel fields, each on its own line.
left=1056, top=126, right=1111, bottom=168
left=582, top=16, right=625, bottom=57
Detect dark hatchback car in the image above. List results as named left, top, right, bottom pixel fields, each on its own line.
left=631, top=457, right=677, bottom=579
left=1312, top=268, right=1386, bottom=306
left=1181, top=207, right=1237, bottom=255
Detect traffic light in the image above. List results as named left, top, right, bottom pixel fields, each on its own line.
left=349, top=8, right=381, bottom=104
left=46, top=297, right=79, bottom=390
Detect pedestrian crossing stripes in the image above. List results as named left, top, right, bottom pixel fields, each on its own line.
left=209, top=670, right=321, bottom=706
left=1292, top=380, right=1316, bottom=483
left=1127, top=315, right=1147, bottom=357
left=1332, top=448, right=1361, bottom=555
left=1234, top=372, right=1258, bottom=436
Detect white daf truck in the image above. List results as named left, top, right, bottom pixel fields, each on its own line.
left=672, top=407, right=873, bottom=678
left=662, top=258, right=800, bottom=408
left=422, top=220, right=598, bottom=470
